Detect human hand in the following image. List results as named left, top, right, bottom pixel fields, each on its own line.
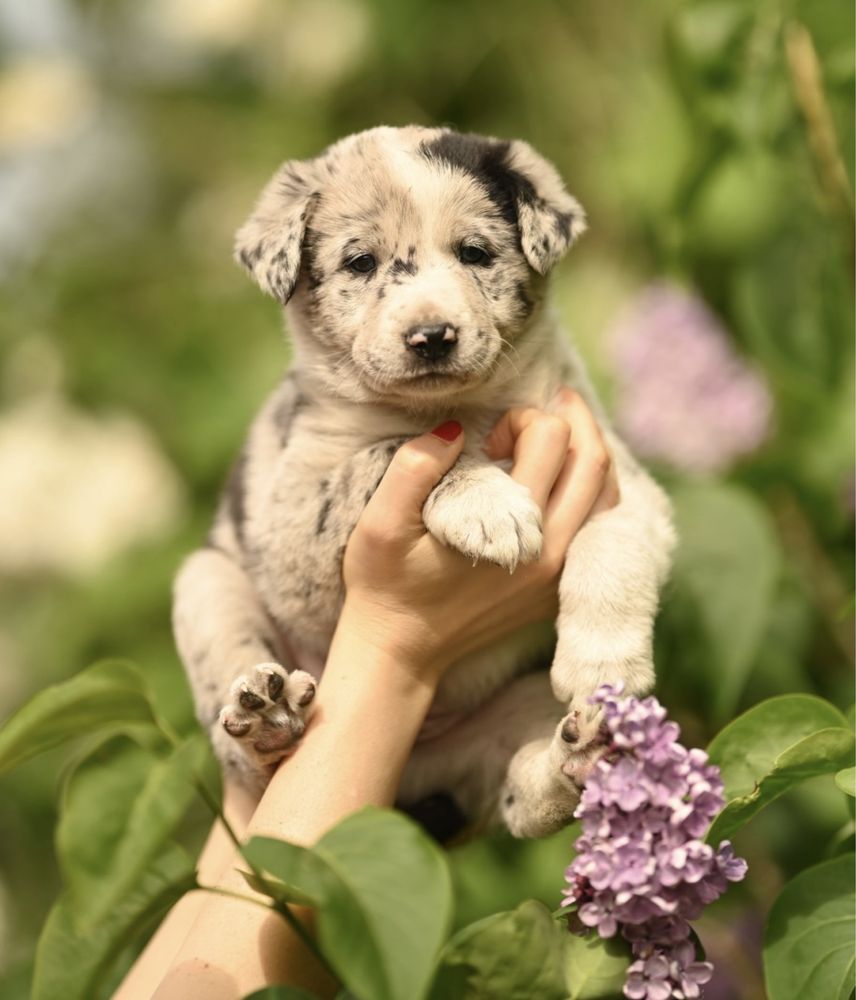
left=340, top=388, right=619, bottom=686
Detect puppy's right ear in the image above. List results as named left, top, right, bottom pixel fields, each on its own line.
left=234, top=158, right=318, bottom=305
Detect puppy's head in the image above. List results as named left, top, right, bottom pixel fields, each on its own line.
left=235, top=126, right=585, bottom=407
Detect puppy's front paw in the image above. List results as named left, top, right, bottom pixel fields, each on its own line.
left=423, top=469, right=542, bottom=571
left=219, top=663, right=316, bottom=770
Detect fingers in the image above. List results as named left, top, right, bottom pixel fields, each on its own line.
left=542, top=389, right=618, bottom=556
left=486, top=407, right=571, bottom=510
left=359, top=421, right=465, bottom=543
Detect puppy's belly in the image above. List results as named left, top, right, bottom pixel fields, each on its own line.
left=430, top=620, right=556, bottom=714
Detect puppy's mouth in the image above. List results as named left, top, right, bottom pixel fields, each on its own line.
left=376, top=368, right=482, bottom=401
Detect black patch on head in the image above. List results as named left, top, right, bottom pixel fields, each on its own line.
left=421, top=132, right=534, bottom=232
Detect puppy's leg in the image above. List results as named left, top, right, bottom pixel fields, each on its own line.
left=173, top=546, right=316, bottom=792
left=400, top=671, right=566, bottom=835
left=422, top=455, right=542, bottom=572
left=548, top=442, right=675, bottom=779
left=499, top=730, right=604, bottom=838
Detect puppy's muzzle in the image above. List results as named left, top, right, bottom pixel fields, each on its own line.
left=405, top=323, right=458, bottom=363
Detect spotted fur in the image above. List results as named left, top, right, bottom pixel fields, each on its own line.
left=174, top=126, right=675, bottom=834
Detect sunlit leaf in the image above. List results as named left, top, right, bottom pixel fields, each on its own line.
left=707, top=695, right=854, bottom=841
left=439, top=900, right=566, bottom=999
left=835, top=767, right=856, bottom=797
left=31, top=844, right=195, bottom=1000
left=244, top=807, right=452, bottom=1000
left=764, top=853, right=855, bottom=1000
left=58, top=731, right=211, bottom=930
left=563, top=932, right=630, bottom=999
left=0, top=661, right=161, bottom=773
left=242, top=988, right=320, bottom=999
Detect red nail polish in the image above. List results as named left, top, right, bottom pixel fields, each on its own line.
left=431, top=420, right=463, bottom=442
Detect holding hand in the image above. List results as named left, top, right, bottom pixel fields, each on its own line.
left=341, top=387, right=619, bottom=686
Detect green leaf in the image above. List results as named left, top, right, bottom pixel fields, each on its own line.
left=32, top=843, right=196, bottom=1000
left=436, top=901, right=627, bottom=999
left=440, top=900, right=567, bottom=1000
left=562, top=932, right=630, bottom=999
left=242, top=989, right=320, bottom=1000
left=0, top=660, right=160, bottom=773
left=835, top=768, right=856, bottom=797
left=764, top=854, right=855, bottom=1000
left=58, top=731, right=211, bottom=930
left=238, top=868, right=320, bottom=908
left=671, top=483, right=780, bottom=721
left=244, top=807, right=453, bottom=1000
left=707, top=695, right=854, bottom=841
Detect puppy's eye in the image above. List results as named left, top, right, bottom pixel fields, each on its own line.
left=458, top=244, right=492, bottom=266
left=346, top=254, right=377, bottom=274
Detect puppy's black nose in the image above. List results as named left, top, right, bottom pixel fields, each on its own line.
left=405, top=324, right=458, bottom=363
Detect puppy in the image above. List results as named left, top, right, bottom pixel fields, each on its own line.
left=173, top=126, right=675, bottom=838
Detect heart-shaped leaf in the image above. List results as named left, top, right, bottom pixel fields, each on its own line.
left=563, top=931, right=630, bottom=999
left=0, top=660, right=160, bottom=773
left=58, top=731, right=211, bottom=930
left=438, top=900, right=567, bottom=1000
left=764, top=853, right=855, bottom=1000
left=835, top=767, right=855, bottom=797
left=32, top=843, right=196, bottom=1000
left=434, top=900, right=628, bottom=1000
left=244, top=807, right=452, bottom=1000
left=707, top=695, right=854, bottom=842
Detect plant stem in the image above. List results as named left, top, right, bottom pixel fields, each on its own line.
left=191, top=773, right=337, bottom=978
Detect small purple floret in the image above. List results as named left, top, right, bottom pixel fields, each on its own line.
left=562, top=685, right=747, bottom=999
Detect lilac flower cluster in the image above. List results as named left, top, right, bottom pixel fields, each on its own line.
left=610, top=284, right=772, bottom=474
left=562, top=685, right=747, bottom=1000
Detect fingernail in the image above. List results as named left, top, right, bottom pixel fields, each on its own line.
left=431, top=420, right=463, bottom=442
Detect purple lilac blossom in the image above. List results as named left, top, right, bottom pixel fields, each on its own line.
left=610, top=285, right=772, bottom=474
left=562, top=684, right=747, bottom=1000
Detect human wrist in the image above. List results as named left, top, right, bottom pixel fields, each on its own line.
left=334, top=596, right=451, bottom=689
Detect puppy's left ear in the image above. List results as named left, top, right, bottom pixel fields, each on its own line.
left=234, top=158, right=319, bottom=305
left=506, top=140, right=586, bottom=275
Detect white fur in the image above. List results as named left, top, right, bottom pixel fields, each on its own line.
left=173, top=126, right=676, bottom=838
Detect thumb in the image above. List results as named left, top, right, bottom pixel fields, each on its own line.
left=364, top=421, right=465, bottom=540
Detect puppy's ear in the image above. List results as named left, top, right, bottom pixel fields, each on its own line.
left=505, top=140, right=586, bottom=275
left=234, top=158, right=319, bottom=304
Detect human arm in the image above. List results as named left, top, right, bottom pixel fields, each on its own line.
left=119, top=390, right=616, bottom=999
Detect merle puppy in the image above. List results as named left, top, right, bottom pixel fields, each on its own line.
left=173, top=125, right=675, bottom=838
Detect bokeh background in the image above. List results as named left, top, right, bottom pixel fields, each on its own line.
left=0, top=0, right=852, bottom=996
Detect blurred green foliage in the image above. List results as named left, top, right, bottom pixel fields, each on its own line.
left=0, top=0, right=852, bottom=995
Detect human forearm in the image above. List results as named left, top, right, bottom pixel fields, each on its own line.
left=150, top=615, right=438, bottom=1000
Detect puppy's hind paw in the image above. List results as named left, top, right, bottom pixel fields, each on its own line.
left=219, top=663, right=316, bottom=768
left=550, top=698, right=608, bottom=787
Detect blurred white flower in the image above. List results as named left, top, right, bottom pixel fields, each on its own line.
left=0, top=397, right=185, bottom=578
left=263, top=0, right=371, bottom=93
left=0, top=55, right=96, bottom=152
left=149, top=0, right=266, bottom=48
left=610, top=284, right=773, bottom=474
left=137, top=0, right=370, bottom=92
